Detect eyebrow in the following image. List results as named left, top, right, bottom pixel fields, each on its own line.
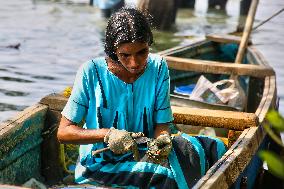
left=118, top=47, right=149, bottom=55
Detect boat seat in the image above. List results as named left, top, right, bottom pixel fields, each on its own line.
left=171, top=106, right=259, bottom=131
left=165, top=56, right=275, bottom=78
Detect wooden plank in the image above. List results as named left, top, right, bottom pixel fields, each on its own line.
left=255, top=76, right=276, bottom=122
left=172, top=106, right=259, bottom=130
left=0, top=104, right=48, bottom=137
left=40, top=93, right=68, bottom=111
left=235, top=0, right=259, bottom=63
left=0, top=104, right=48, bottom=184
left=41, top=109, right=64, bottom=185
left=164, top=56, right=275, bottom=78
left=206, top=34, right=251, bottom=44
left=251, top=47, right=277, bottom=122
left=158, top=38, right=206, bottom=56
left=255, top=77, right=270, bottom=121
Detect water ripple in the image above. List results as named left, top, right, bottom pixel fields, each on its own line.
left=0, top=76, right=34, bottom=83
left=0, top=103, right=27, bottom=111
left=0, top=89, right=29, bottom=96
left=32, top=75, right=56, bottom=80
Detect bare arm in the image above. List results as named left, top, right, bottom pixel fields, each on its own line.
left=154, top=123, right=170, bottom=138
left=57, top=116, right=109, bottom=144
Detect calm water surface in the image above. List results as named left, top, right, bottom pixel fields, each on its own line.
left=0, top=0, right=283, bottom=122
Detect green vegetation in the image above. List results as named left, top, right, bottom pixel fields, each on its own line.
left=259, top=110, right=284, bottom=179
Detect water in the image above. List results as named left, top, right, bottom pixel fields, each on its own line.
left=0, top=0, right=283, bottom=122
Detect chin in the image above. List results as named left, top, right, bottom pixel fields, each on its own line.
left=128, top=68, right=144, bottom=74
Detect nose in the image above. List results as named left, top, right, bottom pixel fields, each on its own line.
left=128, top=55, right=140, bottom=68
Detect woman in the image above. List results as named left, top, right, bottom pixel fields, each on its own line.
left=58, top=8, right=226, bottom=188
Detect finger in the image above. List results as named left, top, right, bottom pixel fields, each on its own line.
left=131, top=132, right=144, bottom=138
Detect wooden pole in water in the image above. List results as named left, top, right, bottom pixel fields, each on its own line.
left=235, top=0, right=259, bottom=64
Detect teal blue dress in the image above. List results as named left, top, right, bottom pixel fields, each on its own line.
left=61, top=54, right=227, bottom=188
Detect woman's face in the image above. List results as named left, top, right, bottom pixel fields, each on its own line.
left=115, top=42, right=149, bottom=75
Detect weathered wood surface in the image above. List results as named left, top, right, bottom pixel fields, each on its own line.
left=41, top=109, right=64, bottom=185
left=164, top=56, right=275, bottom=78
left=40, top=93, right=68, bottom=111
left=206, top=34, right=251, bottom=44
left=0, top=185, right=30, bottom=189
left=158, top=39, right=209, bottom=56
left=0, top=104, right=48, bottom=184
left=172, top=106, right=259, bottom=130
left=235, top=0, right=259, bottom=63
left=39, top=93, right=69, bottom=184
left=251, top=46, right=277, bottom=122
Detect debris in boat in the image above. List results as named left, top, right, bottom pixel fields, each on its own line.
left=22, top=178, right=47, bottom=189
left=198, top=127, right=216, bottom=137
left=189, top=75, right=247, bottom=111
left=174, top=84, right=195, bottom=96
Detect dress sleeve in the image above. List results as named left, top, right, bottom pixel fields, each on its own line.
left=153, top=58, right=174, bottom=124
left=62, top=62, right=90, bottom=123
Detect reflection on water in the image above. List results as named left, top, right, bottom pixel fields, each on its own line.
left=0, top=89, right=29, bottom=96
left=0, top=76, right=34, bottom=83
left=0, top=103, right=27, bottom=111
left=0, top=0, right=283, bottom=122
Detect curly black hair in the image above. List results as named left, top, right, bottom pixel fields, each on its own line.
left=104, top=8, right=153, bottom=62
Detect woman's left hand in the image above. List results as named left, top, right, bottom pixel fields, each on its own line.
left=146, top=134, right=172, bottom=163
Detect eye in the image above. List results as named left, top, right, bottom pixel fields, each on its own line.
left=137, top=48, right=149, bottom=55
left=119, top=53, right=130, bottom=59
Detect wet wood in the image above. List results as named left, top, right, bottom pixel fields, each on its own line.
left=172, top=106, right=259, bottom=130
left=165, top=56, right=275, bottom=78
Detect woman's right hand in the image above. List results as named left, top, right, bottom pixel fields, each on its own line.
left=104, top=127, right=137, bottom=154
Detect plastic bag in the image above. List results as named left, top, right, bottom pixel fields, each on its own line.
left=189, top=75, right=247, bottom=111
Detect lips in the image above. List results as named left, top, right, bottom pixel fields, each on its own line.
left=129, top=67, right=140, bottom=70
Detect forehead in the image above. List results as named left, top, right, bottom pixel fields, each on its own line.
left=116, top=42, right=149, bottom=53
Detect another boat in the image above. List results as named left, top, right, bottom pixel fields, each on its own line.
left=0, top=34, right=277, bottom=189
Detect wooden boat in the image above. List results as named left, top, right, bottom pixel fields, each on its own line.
left=0, top=33, right=277, bottom=189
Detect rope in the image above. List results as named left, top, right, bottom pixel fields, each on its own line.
left=253, top=8, right=284, bottom=31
